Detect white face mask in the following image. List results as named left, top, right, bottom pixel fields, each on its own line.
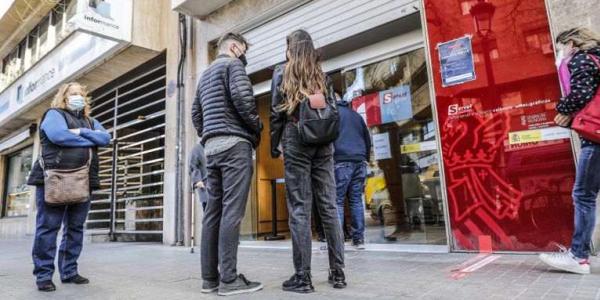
left=67, top=95, right=86, bottom=111
left=555, top=48, right=566, bottom=68
left=555, top=43, right=574, bottom=68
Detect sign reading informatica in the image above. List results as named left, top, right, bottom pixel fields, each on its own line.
left=71, top=0, right=133, bottom=42
left=437, top=36, right=476, bottom=87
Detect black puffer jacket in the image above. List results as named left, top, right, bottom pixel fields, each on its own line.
left=192, top=54, right=262, bottom=147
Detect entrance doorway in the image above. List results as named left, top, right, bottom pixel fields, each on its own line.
left=88, top=54, right=166, bottom=241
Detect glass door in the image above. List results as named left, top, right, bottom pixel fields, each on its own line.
left=2, top=146, right=33, bottom=217
left=342, top=49, right=447, bottom=245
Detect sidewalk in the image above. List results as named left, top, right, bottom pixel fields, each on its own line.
left=2, top=239, right=600, bottom=300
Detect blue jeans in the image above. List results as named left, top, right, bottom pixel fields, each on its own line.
left=32, top=186, right=91, bottom=282
left=335, top=161, right=367, bottom=243
left=571, top=144, right=600, bottom=259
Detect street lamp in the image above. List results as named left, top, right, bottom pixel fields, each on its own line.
left=470, top=0, right=496, bottom=38
left=470, top=0, right=498, bottom=103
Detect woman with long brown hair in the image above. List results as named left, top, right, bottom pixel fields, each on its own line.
left=27, top=82, right=110, bottom=291
left=270, top=29, right=346, bottom=293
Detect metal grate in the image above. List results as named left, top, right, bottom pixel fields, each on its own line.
left=87, top=58, right=166, bottom=240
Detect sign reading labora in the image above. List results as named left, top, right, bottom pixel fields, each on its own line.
left=423, top=0, right=576, bottom=252
left=70, top=0, right=133, bottom=42
left=0, top=32, right=121, bottom=126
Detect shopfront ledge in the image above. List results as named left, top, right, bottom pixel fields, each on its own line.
left=238, top=240, right=449, bottom=253
left=0, top=215, right=29, bottom=240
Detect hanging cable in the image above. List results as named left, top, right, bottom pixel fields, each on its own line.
left=174, top=13, right=188, bottom=246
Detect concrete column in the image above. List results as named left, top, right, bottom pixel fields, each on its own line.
left=190, top=19, right=212, bottom=246
left=163, top=7, right=182, bottom=245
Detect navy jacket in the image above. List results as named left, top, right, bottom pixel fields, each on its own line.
left=333, top=101, right=371, bottom=163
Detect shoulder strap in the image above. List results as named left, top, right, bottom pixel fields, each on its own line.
left=37, top=109, right=57, bottom=171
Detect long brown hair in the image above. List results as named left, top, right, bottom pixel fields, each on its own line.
left=556, top=27, right=600, bottom=51
left=51, top=82, right=91, bottom=116
left=279, top=30, right=326, bottom=115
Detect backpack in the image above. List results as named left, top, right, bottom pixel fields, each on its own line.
left=297, top=89, right=339, bottom=145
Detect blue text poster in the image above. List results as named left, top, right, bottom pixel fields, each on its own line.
left=438, top=36, right=476, bottom=87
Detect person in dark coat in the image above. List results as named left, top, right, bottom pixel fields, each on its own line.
left=189, top=142, right=208, bottom=210
left=191, top=32, right=263, bottom=296
left=27, top=82, right=111, bottom=292
left=271, top=29, right=346, bottom=293
left=333, top=96, right=371, bottom=250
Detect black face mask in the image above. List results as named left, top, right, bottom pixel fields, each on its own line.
left=238, top=54, right=248, bottom=66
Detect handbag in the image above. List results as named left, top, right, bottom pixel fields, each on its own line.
left=40, top=148, right=91, bottom=206
left=571, top=55, right=600, bottom=143
left=297, top=89, right=340, bottom=145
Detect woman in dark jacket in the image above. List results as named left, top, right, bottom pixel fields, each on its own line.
left=540, top=27, right=600, bottom=275
left=270, top=29, right=346, bottom=293
left=27, top=82, right=110, bottom=291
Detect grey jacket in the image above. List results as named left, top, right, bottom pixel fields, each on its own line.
left=189, top=143, right=207, bottom=189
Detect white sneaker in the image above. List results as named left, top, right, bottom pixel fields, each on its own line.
left=352, top=240, right=365, bottom=250
left=539, top=249, right=590, bottom=275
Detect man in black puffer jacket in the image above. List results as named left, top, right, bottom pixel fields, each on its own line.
left=191, top=32, right=263, bottom=296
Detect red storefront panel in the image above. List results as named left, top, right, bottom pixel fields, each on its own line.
left=422, top=0, right=576, bottom=251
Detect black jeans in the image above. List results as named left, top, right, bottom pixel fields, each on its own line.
left=201, top=142, right=253, bottom=283
left=32, top=186, right=91, bottom=283
left=283, top=123, right=345, bottom=274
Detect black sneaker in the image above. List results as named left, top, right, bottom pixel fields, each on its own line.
left=328, top=269, right=347, bottom=289
left=217, top=274, right=263, bottom=296
left=61, top=274, right=89, bottom=284
left=201, top=280, right=219, bottom=293
left=37, top=280, right=56, bottom=292
left=282, top=273, right=314, bottom=293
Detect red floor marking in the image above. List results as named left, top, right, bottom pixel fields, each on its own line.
left=449, top=235, right=500, bottom=280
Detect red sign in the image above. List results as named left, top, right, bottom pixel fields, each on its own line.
left=423, top=0, right=576, bottom=251
left=351, top=93, right=381, bottom=127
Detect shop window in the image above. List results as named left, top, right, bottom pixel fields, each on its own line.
left=2, top=146, right=33, bottom=217
left=26, top=30, right=39, bottom=69
left=525, top=29, right=553, bottom=54
left=342, top=49, right=446, bottom=245
left=501, top=91, right=524, bottom=115
left=38, top=16, right=51, bottom=58
left=0, top=0, right=73, bottom=92
left=459, top=0, right=478, bottom=15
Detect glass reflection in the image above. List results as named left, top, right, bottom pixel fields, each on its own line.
left=343, top=49, right=447, bottom=245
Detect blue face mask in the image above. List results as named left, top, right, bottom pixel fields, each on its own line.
left=67, top=95, right=86, bottom=111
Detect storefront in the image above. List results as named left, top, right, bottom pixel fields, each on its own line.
left=179, top=0, right=580, bottom=252
left=87, top=54, right=166, bottom=241
left=1, top=144, right=33, bottom=218
left=181, top=0, right=449, bottom=251
left=0, top=0, right=171, bottom=240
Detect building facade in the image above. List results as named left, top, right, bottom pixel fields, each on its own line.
left=1, top=0, right=599, bottom=253
left=0, top=0, right=179, bottom=242
left=171, top=0, right=600, bottom=252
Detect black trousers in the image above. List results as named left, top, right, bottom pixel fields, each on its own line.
left=282, top=123, right=345, bottom=274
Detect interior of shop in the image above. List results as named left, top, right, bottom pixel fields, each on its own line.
left=241, top=13, right=447, bottom=246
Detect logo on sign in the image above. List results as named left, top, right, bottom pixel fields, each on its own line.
left=448, top=104, right=473, bottom=116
